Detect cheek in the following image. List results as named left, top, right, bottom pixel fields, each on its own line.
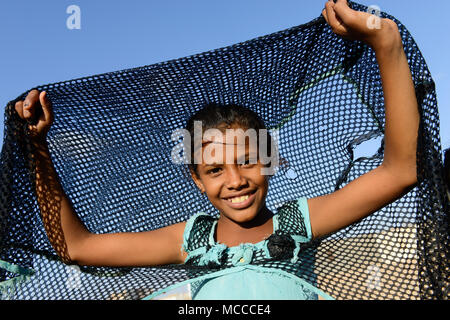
left=257, top=173, right=270, bottom=198
left=202, top=177, right=222, bottom=196
left=250, top=166, right=270, bottom=185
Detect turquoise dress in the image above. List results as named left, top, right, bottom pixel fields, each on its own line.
left=144, top=197, right=333, bottom=300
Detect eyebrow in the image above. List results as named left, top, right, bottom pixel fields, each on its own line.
left=203, top=162, right=223, bottom=167
left=237, top=152, right=258, bottom=163
left=201, top=140, right=248, bottom=146
left=200, top=152, right=258, bottom=166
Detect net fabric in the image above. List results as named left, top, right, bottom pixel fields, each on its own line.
left=177, top=199, right=317, bottom=300
left=0, top=1, right=448, bottom=300
left=275, top=201, right=309, bottom=237
left=183, top=215, right=216, bottom=254
left=183, top=199, right=310, bottom=268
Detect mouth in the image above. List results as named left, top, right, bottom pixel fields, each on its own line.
left=223, top=190, right=257, bottom=209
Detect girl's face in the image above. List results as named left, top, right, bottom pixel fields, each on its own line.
left=190, top=125, right=269, bottom=225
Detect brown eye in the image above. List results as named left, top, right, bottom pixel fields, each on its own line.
left=240, top=154, right=258, bottom=167
left=207, top=167, right=222, bottom=175
left=240, top=158, right=254, bottom=168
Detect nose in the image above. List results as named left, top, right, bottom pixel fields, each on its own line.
left=225, top=165, right=247, bottom=190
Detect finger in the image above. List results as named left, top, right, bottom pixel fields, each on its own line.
left=39, top=91, right=54, bottom=123
left=322, top=9, right=329, bottom=24
left=336, top=0, right=349, bottom=7
left=325, top=1, right=349, bottom=37
left=325, top=1, right=341, bottom=30
left=23, top=89, right=40, bottom=119
left=333, top=0, right=357, bottom=27
left=15, top=100, right=24, bottom=119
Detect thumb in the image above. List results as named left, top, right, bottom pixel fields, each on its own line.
left=39, top=91, right=54, bottom=123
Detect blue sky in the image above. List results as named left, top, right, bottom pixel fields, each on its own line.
left=1, top=0, right=449, bottom=157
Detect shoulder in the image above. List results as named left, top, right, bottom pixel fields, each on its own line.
left=274, top=197, right=312, bottom=242
left=182, top=212, right=217, bottom=253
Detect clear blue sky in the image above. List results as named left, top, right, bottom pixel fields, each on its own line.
left=1, top=0, right=449, bottom=156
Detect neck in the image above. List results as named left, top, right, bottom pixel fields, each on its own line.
left=216, top=206, right=274, bottom=246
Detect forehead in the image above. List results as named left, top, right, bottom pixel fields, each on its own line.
left=204, top=127, right=258, bottom=144
left=194, top=128, right=260, bottom=164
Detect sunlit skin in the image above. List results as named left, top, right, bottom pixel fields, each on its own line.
left=190, top=125, right=274, bottom=247
left=13, top=0, right=420, bottom=268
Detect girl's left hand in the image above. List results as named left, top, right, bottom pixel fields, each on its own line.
left=322, top=0, right=401, bottom=52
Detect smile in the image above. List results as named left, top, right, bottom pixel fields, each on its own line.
left=223, top=190, right=257, bottom=209
left=228, top=195, right=249, bottom=204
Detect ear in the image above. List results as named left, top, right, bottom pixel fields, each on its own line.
left=189, top=168, right=206, bottom=194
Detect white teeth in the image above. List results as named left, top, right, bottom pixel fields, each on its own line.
left=229, top=195, right=249, bottom=204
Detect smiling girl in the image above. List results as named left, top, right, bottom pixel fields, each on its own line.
left=14, top=0, right=419, bottom=299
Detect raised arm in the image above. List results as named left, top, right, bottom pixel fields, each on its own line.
left=308, top=0, right=420, bottom=239
left=15, top=90, right=187, bottom=266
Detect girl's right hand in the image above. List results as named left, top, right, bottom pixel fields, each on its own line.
left=14, top=89, right=54, bottom=144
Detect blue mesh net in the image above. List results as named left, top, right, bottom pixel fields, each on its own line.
left=0, top=1, right=448, bottom=299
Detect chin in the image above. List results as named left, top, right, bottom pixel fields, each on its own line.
left=222, top=208, right=260, bottom=224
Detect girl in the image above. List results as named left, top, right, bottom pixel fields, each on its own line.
left=14, top=0, right=419, bottom=299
